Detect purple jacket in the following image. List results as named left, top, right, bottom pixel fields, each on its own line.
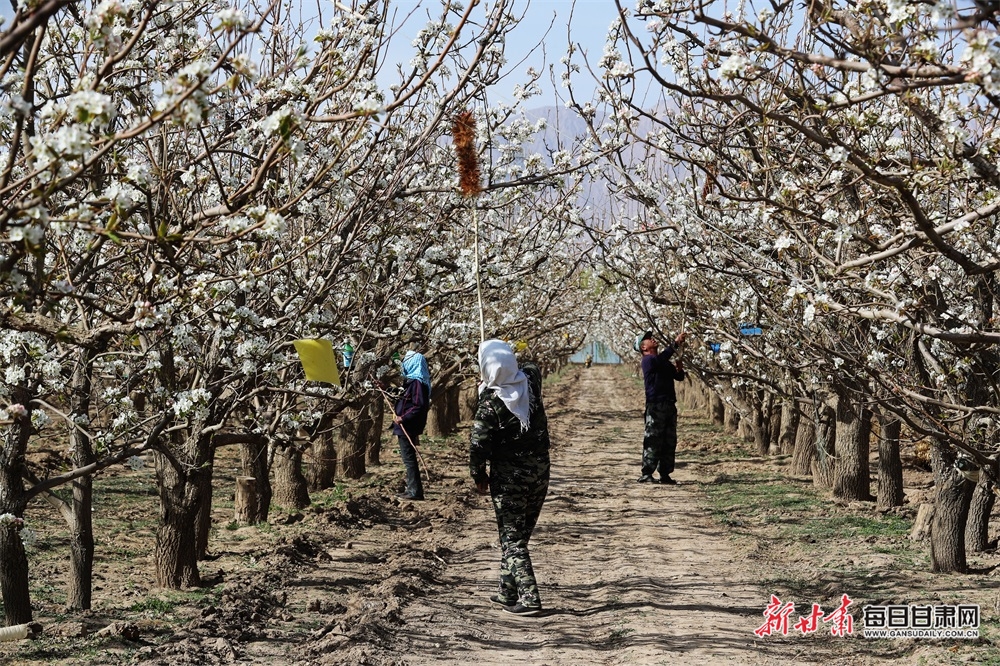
left=393, top=379, right=430, bottom=437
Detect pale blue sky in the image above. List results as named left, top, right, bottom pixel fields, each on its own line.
left=0, top=1, right=620, bottom=105
left=381, top=0, right=620, bottom=106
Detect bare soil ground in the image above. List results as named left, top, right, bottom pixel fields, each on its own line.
left=3, top=364, right=998, bottom=665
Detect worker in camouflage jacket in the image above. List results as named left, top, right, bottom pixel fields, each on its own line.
left=469, top=339, right=550, bottom=617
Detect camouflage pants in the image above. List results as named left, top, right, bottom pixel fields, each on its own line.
left=489, top=454, right=550, bottom=608
left=642, top=400, right=677, bottom=477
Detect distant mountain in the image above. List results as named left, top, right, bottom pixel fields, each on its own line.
left=521, top=106, right=593, bottom=156
left=518, top=105, right=615, bottom=221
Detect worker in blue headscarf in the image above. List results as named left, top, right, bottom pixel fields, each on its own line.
left=393, top=350, right=432, bottom=500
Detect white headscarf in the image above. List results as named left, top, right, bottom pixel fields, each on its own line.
left=478, top=339, right=531, bottom=430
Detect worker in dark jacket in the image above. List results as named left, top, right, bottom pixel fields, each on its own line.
left=393, top=351, right=431, bottom=500
left=470, top=339, right=550, bottom=617
left=637, top=330, right=686, bottom=484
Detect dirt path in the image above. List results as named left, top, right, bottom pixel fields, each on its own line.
left=8, top=363, right=992, bottom=665
left=302, top=364, right=780, bottom=665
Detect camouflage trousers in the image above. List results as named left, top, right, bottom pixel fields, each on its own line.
left=489, top=454, right=550, bottom=608
left=642, top=400, right=677, bottom=477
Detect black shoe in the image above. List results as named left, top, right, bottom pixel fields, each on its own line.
left=659, top=475, right=677, bottom=485
left=502, top=603, right=542, bottom=617
left=490, top=594, right=516, bottom=607
left=396, top=493, right=424, bottom=500
left=636, top=474, right=654, bottom=483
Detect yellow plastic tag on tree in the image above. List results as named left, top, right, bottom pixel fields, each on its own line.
left=292, top=339, right=341, bottom=385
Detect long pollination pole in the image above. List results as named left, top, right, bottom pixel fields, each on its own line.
left=453, top=109, right=485, bottom=344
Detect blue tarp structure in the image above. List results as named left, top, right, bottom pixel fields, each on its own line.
left=569, top=340, right=622, bottom=365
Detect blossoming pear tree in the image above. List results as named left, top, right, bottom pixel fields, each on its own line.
left=568, top=0, right=1000, bottom=572
left=1, top=0, right=605, bottom=624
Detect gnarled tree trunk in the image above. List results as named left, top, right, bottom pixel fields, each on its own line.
left=791, top=417, right=816, bottom=476
left=338, top=400, right=373, bottom=479
left=708, top=391, right=725, bottom=427
left=768, top=394, right=781, bottom=453
left=833, top=390, right=874, bottom=502
left=811, top=401, right=837, bottom=489
left=272, top=442, right=310, bottom=510
left=307, top=416, right=337, bottom=491
left=965, top=472, right=996, bottom=554
left=876, top=415, right=904, bottom=510
left=930, top=446, right=974, bottom=573
left=235, top=477, right=258, bottom=525
left=153, top=432, right=209, bottom=588
left=66, top=349, right=96, bottom=609
left=778, top=399, right=799, bottom=455
left=0, top=522, right=31, bottom=625
left=367, top=397, right=384, bottom=467
left=0, top=386, right=35, bottom=624
left=194, top=447, right=216, bottom=560
left=723, top=400, right=740, bottom=435
left=238, top=434, right=271, bottom=524
left=458, top=382, right=479, bottom=422
left=427, top=383, right=461, bottom=436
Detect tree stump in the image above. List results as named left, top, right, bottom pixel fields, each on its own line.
left=234, top=476, right=258, bottom=525
left=909, top=503, right=935, bottom=542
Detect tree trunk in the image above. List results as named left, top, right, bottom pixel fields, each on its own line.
left=678, top=379, right=704, bottom=411
left=723, top=400, right=740, bottom=434
left=446, top=384, right=461, bottom=432
left=151, top=336, right=230, bottom=586
left=965, top=472, right=996, bottom=553
left=239, top=435, right=270, bottom=524
left=791, top=418, right=815, bottom=476
left=307, top=416, right=337, bottom=491
left=833, top=392, right=874, bottom=502
left=876, top=416, right=905, bottom=510
left=709, top=391, right=725, bottom=427
left=67, top=350, right=96, bottom=609
left=367, top=397, right=384, bottom=467
left=67, top=476, right=95, bottom=609
left=459, top=383, right=479, bottom=422
left=695, top=382, right=710, bottom=411
left=811, top=401, right=837, bottom=489
left=153, top=443, right=204, bottom=588
left=748, top=391, right=772, bottom=455
left=0, top=389, right=34, bottom=624
left=778, top=399, right=799, bottom=455
left=272, top=442, right=310, bottom=510
left=426, top=383, right=460, bottom=436
left=930, top=446, right=974, bottom=573
left=194, top=447, right=216, bottom=560
left=234, top=477, right=258, bottom=526
left=769, top=409, right=781, bottom=452
left=338, top=401, right=371, bottom=479
left=0, top=524, right=31, bottom=625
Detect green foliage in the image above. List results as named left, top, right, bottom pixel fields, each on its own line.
left=702, top=471, right=910, bottom=542
left=606, top=626, right=634, bottom=644
left=130, top=596, right=177, bottom=614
